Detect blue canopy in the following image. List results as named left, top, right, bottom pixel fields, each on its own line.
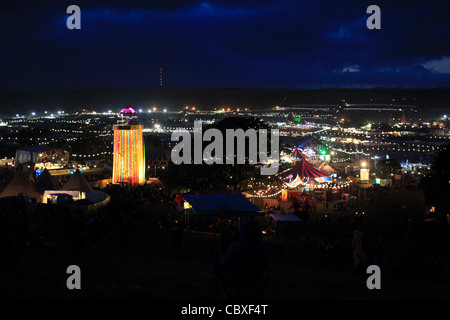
left=182, top=193, right=262, bottom=217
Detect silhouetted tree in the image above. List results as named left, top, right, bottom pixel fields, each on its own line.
left=161, top=116, right=276, bottom=193
left=420, top=143, right=450, bottom=221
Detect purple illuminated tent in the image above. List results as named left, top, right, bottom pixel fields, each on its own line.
left=120, top=106, right=136, bottom=115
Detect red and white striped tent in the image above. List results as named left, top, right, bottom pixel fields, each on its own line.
left=290, top=147, right=306, bottom=161
left=282, top=150, right=332, bottom=184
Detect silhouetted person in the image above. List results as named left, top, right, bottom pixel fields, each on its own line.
left=352, top=225, right=364, bottom=274
left=171, top=221, right=183, bottom=257
left=218, top=220, right=269, bottom=299
left=372, top=234, right=388, bottom=271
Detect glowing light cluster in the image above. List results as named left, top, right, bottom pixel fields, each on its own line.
left=112, top=124, right=145, bottom=185
left=120, top=106, right=136, bottom=115
left=253, top=189, right=283, bottom=198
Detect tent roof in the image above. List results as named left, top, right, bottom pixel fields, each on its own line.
left=317, top=162, right=337, bottom=174
left=148, top=147, right=171, bottom=161
left=284, top=159, right=331, bottom=180
left=182, top=193, right=262, bottom=217
left=62, top=169, right=94, bottom=193
left=290, top=148, right=306, bottom=160
left=0, top=172, right=43, bottom=201
left=34, top=168, right=60, bottom=192
left=270, top=214, right=302, bottom=222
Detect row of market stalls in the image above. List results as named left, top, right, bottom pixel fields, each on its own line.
left=0, top=168, right=104, bottom=204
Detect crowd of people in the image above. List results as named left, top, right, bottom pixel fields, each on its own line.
left=1, top=179, right=450, bottom=299
left=0, top=183, right=178, bottom=258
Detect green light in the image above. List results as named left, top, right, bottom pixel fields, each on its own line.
left=294, top=117, right=301, bottom=122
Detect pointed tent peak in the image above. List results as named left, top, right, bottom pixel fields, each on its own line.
left=290, top=147, right=306, bottom=161
left=147, top=146, right=171, bottom=162
left=317, top=162, right=337, bottom=174
left=16, top=162, right=35, bottom=176
left=11, top=170, right=32, bottom=182
left=62, top=169, right=94, bottom=193
left=34, top=168, right=61, bottom=192
left=14, top=168, right=35, bottom=180
left=150, top=148, right=170, bottom=161
left=0, top=171, right=43, bottom=202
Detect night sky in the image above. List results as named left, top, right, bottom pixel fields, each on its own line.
left=1, top=0, right=449, bottom=90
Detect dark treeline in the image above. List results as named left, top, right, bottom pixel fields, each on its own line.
left=1, top=87, right=449, bottom=116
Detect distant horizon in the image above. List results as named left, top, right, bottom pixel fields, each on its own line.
left=1, top=86, right=449, bottom=120
left=1, top=86, right=449, bottom=118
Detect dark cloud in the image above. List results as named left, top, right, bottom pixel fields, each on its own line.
left=1, top=0, right=449, bottom=89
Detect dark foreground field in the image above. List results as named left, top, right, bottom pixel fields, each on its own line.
left=1, top=190, right=449, bottom=300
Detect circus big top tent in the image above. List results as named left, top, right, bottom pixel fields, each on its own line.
left=253, top=149, right=335, bottom=199
left=281, top=149, right=332, bottom=188
left=253, top=148, right=351, bottom=199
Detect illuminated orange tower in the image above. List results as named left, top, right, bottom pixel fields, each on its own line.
left=112, top=107, right=146, bottom=185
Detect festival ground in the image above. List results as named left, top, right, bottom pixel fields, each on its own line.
left=2, top=188, right=449, bottom=300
